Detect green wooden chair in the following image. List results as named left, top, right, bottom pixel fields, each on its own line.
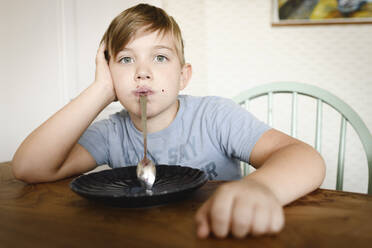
left=233, top=82, right=372, bottom=194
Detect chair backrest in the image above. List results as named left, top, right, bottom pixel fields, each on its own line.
left=233, top=82, right=372, bottom=194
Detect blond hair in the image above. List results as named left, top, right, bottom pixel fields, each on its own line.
left=101, top=3, right=185, bottom=65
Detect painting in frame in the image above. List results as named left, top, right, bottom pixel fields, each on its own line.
left=272, top=0, right=372, bottom=26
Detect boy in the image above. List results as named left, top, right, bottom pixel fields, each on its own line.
left=12, top=3, right=325, bottom=239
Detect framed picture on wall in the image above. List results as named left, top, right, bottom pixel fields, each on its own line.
left=272, top=0, right=372, bottom=26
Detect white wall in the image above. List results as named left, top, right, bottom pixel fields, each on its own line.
left=0, top=0, right=62, bottom=162
left=1, top=0, right=371, bottom=193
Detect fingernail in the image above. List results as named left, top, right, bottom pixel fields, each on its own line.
left=198, top=226, right=209, bottom=239
left=197, top=230, right=205, bottom=239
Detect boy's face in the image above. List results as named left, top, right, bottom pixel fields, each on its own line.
left=109, top=29, right=191, bottom=123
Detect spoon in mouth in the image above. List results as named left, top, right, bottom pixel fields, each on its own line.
left=137, top=95, right=156, bottom=190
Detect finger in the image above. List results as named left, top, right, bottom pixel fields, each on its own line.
left=209, top=187, right=235, bottom=238
left=96, top=42, right=107, bottom=64
left=231, top=198, right=253, bottom=238
left=269, top=205, right=285, bottom=234
left=251, top=203, right=271, bottom=236
left=195, top=199, right=212, bottom=239
left=98, top=41, right=106, bottom=53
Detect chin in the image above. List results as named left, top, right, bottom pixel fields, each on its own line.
left=127, top=104, right=157, bottom=118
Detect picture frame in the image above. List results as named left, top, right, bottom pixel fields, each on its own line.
left=272, top=0, right=372, bottom=26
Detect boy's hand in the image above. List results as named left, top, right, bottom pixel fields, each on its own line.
left=94, top=42, right=117, bottom=102
left=195, top=178, right=285, bottom=239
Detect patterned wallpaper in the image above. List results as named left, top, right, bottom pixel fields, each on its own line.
left=164, top=0, right=372, bottom=193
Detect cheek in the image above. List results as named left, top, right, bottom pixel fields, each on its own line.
left=160, top=70, right=182, bottom=91
left=110, top=69, right=132, bottom=92
left=109, top=66, right=120, bottom=84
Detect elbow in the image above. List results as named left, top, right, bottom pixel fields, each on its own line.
left=318, top=154, right=326, bottom=188
left=12, top=148, right=31, bottom=183
left=12, top=158, right=33, bottom=183
left=11, top=156, right=43, bottom=184
left=12, top=157, right=58, bottom=184
left=12, top=145, right=57, bottom=184
left=310, top=146, right=326, bottom=189
left=295, top=141, right=326, bottom=190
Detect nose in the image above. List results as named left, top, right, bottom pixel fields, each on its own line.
left=136, top=73, right=151, bottom=80
left=134, top=64, right=152, bottom=82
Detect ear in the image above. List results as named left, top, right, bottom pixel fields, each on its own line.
left=179, top=63, right=192, bottom=91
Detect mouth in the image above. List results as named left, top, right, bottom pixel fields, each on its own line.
left=133, top=86, right=154, bottom=97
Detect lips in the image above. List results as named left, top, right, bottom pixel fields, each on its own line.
left=134, top=86, right=154, bottom=96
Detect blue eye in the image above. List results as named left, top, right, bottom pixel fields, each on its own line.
left=154, top=55, right=168, bottom=63
left=119, top=57, right=134, bottom=64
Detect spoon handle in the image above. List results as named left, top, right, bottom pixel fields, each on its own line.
left=140, top=96, right=147, bottom=159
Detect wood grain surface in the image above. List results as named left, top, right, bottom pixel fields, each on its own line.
left=1, top=161, right=372, bottom=248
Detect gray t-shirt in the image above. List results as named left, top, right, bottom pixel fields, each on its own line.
left=78, top=95, right=270, bottom=180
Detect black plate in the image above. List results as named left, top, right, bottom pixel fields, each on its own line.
left=70, top=165, right=208, bottom=208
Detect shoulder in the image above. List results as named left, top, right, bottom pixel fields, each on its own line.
left=179, top=95, right=237, bottom=112
left=100, top=109, right=129, bottom=123
left=178, top=95, right=246, bottom=130
left=90, top=109, right=130, bottom=132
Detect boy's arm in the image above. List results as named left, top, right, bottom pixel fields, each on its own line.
left=195, top=128, right=326, bottom=238
left=12, top=43, right=116, bottom=183
left=247, top=128, right=326, bottom=205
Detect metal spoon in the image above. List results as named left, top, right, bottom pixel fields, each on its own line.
left=137, top=95, right=156, bottom=190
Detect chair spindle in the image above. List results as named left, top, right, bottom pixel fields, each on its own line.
left=268, top=92, right=273, bottom=126
left=245, top=100, right=250, bottom=112
left=336, top=117, right=347, bottom=190
left=291, top=92, right=298, bottom=137
left=315, top=99, right=323, bottom=153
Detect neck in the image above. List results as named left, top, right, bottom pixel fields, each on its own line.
left=130, top=99, right=179, bottom=134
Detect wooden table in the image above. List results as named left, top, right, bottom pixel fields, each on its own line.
left=1, top=161, right=372, bottom=248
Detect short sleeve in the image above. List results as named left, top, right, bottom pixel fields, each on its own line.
left=78, top=119, right=111, bottom=165
left=208, top=97, right=271, bottom=163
